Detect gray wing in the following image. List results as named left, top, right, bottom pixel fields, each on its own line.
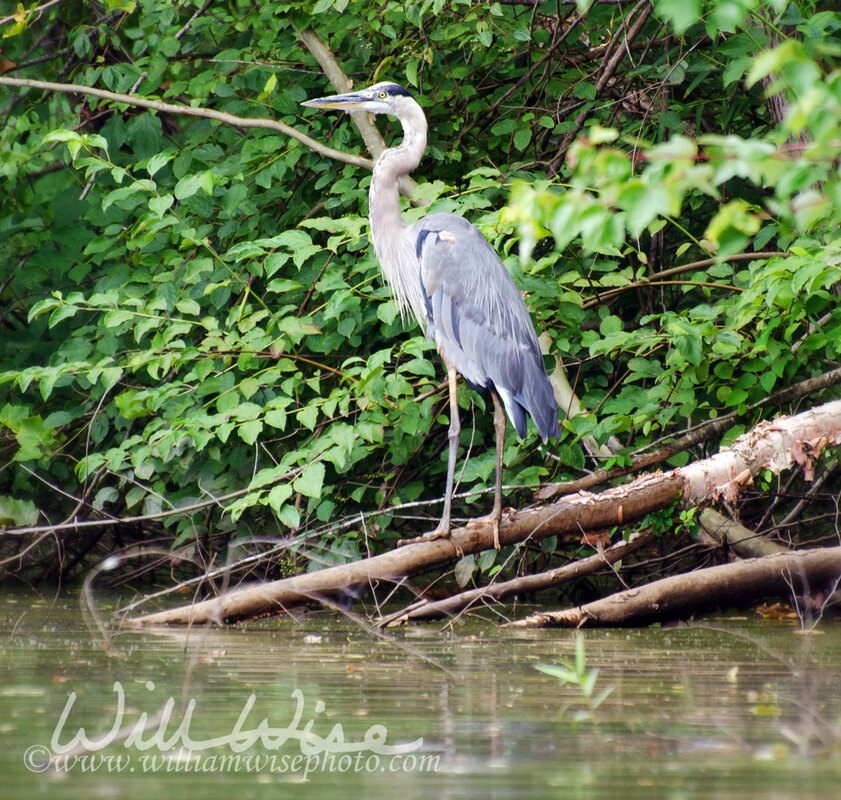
left=410, top=213, right=560, bottom=441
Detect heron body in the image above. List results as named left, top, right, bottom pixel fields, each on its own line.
left=303, top=82, right=559, bottom=549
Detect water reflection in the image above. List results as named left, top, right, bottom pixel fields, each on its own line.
left=1, top=593, right=839, bottom=798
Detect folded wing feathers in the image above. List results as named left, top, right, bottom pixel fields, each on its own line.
left=413, top=213, right=560, bottom=441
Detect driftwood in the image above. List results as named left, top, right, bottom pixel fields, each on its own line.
left=378, top=531, right=657, bottom=626
left=130, top=473, right=683, bottom=626
left=697, top=508, right=790, bottom=558
left=509, top=546, right=841, bottom=628
left=127, top=398, right=841, bottom=627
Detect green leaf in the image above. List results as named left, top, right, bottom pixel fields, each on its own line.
left=259, top=73, right=277, bottom=101
left=146, top=152, right=173, bottom=177
left=175, top=299, right=201, bottom=316
left=657, top=0, right=701, bottom=34
left=149, top=193, right=174, bottom=217
left=293, top=462, right=325, bottom=499
left=0, top=495, right=39, bottom=527
left=513, top=127, right=531, bottom=151
left=238, top=419, right=263, bottom=444
left=103, top=309, right=134, bottom=328
left=27, top=295, right=62, bottom=322
left=454, top=553, right=475, bottom=586
left=175, top=172, right=211, bottom=200
left=48, top=304, right=79, bottom=328
left=296, top=405, right=318, bottom=430
left=115, top=390, right=149, bottom=420
left=267, top=483, right=294, bottom=512
left=377, top=299, right=398, bottom=326
left=160, top=36, right=180, bottom=57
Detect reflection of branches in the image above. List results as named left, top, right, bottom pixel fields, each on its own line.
left=785, top=561, right=841, bottom=634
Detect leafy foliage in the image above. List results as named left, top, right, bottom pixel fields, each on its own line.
left=1, top=0, right=840, bottom=581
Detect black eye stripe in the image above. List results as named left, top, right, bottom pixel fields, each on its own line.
left=371, top=83, right=413, bottom=99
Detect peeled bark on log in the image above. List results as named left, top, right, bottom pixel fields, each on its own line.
left=128, top=398, right=841, bottom=627
left=536, top=366, right=841, bottom=501
left=509, top=546, right=841, bottom=628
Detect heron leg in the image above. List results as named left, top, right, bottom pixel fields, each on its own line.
left=427, top=367, right=462, bottom=554
left=398, top=367, right=463, bottom=556
left=489, top=388, right=506, bottom=549
left=438, top=366, right=460, bottom=533
left=464, top=389, right=506, bottom=550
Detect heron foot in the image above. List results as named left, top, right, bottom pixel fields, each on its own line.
left=397, top=527, right=464, bottom=557
left=466, top=508, right=513, bottom=550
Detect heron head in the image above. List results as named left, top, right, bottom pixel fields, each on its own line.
left=301, top=82, right=416, bottom=116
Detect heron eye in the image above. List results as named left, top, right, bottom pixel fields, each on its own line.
left=378, top=91, right=387, bottom=98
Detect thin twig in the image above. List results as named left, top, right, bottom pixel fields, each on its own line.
left=0, top=464, right=305, bottom=536
left=175, top=0, right=212, bottom=39
left=0, top=0, right=63, bottom=27
left=550, top=0, right=654, bottom=172
left=582, top=251, right=788, bottom=309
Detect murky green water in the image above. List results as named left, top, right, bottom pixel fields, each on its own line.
left=1, top=592, right=839, bottom=798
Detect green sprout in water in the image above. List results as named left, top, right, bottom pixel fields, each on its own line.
left=535, top=633, right=615, bottom=723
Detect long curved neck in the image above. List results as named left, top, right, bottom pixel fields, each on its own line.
left=369, top=100, right=428, bottom=326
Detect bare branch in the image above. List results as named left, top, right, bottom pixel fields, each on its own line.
left=0, top=76, right=373, bottom=171
left=697, top=508, right=790, bottom=558
left=379, top=531, right=657, bottom=625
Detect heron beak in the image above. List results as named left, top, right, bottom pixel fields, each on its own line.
left=301, top=91, right=369, bottom=111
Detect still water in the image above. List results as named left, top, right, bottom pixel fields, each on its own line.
left=1, top=592, right=839, bottom=798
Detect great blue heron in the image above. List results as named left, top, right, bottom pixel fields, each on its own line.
left=302, top=82, right=559, bottom=550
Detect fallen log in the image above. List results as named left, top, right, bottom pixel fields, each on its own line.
left=129, top=473, right=683, bottom=626
left=127, top=398, right=841, bottom=626
left=508, top=546, right=841, bottom=628
left=536, top=362, right=841, bottom=500
left=378, top=531, right=657, bottom=626
left=697, top=508, right=789, bottom=558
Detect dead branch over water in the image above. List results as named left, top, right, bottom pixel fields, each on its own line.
left=128, top=399, right=841, bottom=627
left=510, top=546, right=841, bottom=628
